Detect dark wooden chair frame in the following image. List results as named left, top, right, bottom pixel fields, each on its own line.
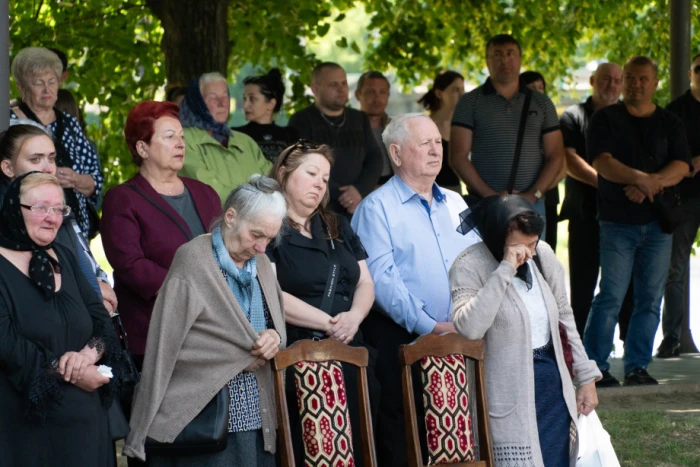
left=272, top=338, right=378, bottom=467
left=399, top=333, right=493, bottom=467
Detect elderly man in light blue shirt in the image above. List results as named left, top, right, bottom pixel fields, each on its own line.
left=351, top=113, right=480, bottom=467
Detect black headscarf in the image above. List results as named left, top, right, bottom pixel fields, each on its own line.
left=179, top=75, right=231, bottom=147
left=0, top=172, right=62, bottom=298
left=457, top=195, right=544, bottom=289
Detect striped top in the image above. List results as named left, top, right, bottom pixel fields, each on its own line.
left=452, top=78, right=560, bottom=192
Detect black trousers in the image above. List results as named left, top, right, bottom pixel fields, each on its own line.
left=545, top=189, right=559, bottom=253
left=568, top=219, right=633, bottom=341
left=360, top=311, right=427, bottom=467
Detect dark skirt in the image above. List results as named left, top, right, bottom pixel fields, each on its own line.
left=147, top=430, right=274, bottom=467
left=533, top=341, right=571, bottom=467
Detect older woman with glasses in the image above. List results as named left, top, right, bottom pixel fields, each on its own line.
left=179, top=72, right=273, bottom=202
left=0, top=172, right=122, bottom=466
left=10, top=47, right=103, bottom=237
left=267, top=141, right=379, bottom=466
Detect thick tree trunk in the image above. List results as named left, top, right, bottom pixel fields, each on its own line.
left=146, top=0, right=230, bottom=86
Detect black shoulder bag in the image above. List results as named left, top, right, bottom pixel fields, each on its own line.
left=310, top=223, right=340, bottom=340
left=126, top=185, right=230, bottom=455
left=463, top=89, right=533, bottom=207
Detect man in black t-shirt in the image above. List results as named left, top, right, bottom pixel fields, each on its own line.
left=659, top=53, right=700, bottom=358
left=288, top=63, right=382, bottom=217
left=559, top=63, right=634, bottom=349
left=583, top=56, right=692, bottom=387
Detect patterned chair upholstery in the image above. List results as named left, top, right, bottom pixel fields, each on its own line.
left=294, top=360, right=355, bottom=466
left=272, top=339, right=377, bottom=467
left=400, top=334, right=493, bottom=467
left=420, top=354, right=476, bottom=464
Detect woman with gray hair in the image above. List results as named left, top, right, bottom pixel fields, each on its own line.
left=10, top=47, right=103, bottom=237
left=178, top=72, right=272, bottom=203
left=123, top=174, right=287, bottom=466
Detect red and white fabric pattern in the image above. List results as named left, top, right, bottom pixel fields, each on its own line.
left=420, top=354, right=476, bottom=465
left=294, top=360, right=355, bottom=467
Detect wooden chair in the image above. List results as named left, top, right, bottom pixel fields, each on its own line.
left=272, top=339, right=377, bottom=467
left=400, top=333, right=493, bottom=467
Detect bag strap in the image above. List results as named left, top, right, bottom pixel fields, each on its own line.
left=126, top=183, right=193, bottom=241
left=507, top=89, right=533, bottom=194
left=319, top=223, right=340, bottom=314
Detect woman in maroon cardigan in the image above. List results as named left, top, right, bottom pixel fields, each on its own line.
left=101, top=102, right=221, bottom=365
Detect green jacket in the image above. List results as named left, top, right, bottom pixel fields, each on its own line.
left=180, top=127, right=272, bottom=203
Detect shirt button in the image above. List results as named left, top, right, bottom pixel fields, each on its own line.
left=267, top=445, right=272, bottom=450
left=265, top=428, right=270, bottom=433
left=262, top=408, right=267, bottom=413
left=343, top=296, right=349, bottom=302
left=341, top=279, right=348, bottom=285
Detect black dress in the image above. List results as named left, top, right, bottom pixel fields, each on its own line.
left=233, top=121, right=298, bottom=163
left=266, top=214, right=380, bottom=467
left=0, top=244, right=118, bottom=467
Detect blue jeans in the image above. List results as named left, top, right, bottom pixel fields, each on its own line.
left=583, top=221, right=673, bottom=374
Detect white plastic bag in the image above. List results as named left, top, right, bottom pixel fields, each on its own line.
left=576, top=410, right=620, bottom=467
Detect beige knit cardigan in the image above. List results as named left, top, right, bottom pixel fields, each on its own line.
left=450, top=241, right=601, bottom=467
left=123, top=234, right=287, bottom=461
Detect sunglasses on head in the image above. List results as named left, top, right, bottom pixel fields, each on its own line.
left=278, top=139, right=321, bottom=165
left=694, top=65, right=700, bottom=74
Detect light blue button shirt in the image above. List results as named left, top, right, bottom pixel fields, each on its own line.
left=351, top=175, right=481, bottom=335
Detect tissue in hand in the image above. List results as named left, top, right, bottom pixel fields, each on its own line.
left=97, top=365, right=113, bottom=378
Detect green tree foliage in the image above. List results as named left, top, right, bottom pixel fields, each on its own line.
left=8, top=0, right=700, bottom=193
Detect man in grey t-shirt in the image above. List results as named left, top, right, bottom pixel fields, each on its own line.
left=450, top=34, right=565, bottom=236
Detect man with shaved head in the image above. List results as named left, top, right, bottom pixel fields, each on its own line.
left=583, top=56, right=692, bottom=387
left=559, top=62, right=634, bottom=349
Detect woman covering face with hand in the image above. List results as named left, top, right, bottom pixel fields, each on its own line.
left=267, top=141, right=379, bottom=467
left=0, top=172, right=122, bottom=467
left=449, top=195, right=601, bottom=467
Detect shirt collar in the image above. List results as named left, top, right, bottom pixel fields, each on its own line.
left=392, top=175, right=447, bottom=205
left=482, top=77, right=529, bottom=96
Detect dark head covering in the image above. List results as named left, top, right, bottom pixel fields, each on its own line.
left=457, top=195, right=544, bottom=289
left=179, top=75, right=231, bottom=146
left=0, top=172, right=62, bottom=298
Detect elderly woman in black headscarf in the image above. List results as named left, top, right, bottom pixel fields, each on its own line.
left=449, top=195, right=601, bottom=467
left=178, top=72, right=272, bottom=203
left=0, top=172, right=122, bottom=466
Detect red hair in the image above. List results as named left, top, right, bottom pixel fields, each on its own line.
left=124, top=101, right=180, bottom=166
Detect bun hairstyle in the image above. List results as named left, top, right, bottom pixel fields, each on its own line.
left=243, top=68, right=285, bottom=113
left=417, top=70, right=464, bottom=112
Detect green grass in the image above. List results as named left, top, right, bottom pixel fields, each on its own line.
left=597, top=409, right=700, bottom=467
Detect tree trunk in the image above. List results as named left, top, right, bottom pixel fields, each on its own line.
left=146, top=0, right=230, bottom=86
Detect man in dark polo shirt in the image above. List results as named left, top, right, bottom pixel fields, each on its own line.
left=450, top=34, right=565, bottom=240
left=559, top=62, right=638, bottom=345
left=289, top=62, right=382, bottom=216
left=584, top=56, right=692, bottom=386
left=658, top=52, right=700, bottom=358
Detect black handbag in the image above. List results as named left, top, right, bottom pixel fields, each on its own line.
left=113, top=312, right=141, bottom=416
left=145, top=385, right=231, bottom=456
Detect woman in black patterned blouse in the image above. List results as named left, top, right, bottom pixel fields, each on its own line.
left=10, top=47, right=103, bottom=237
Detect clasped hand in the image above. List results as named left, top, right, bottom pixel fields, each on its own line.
left=58, top=350, right=110, bottom=392
left=244, top=329, right=281, bottom=372
left=625, top=173, right=664, bottom=204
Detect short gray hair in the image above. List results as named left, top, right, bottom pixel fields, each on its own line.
left=199, top=72, right=228, bottom=96
left=382, top=113, right=429, bottom=150
left=11, top=47, right=63, bottom=89
left=212, top=174, right=287, bottom=242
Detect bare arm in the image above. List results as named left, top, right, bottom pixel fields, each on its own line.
left=534, top=130, right=566, bottom=192
left=449, top=126, right=497, bottom=197
left=658, top=160, right=692, bottom=188
left=281, top=291, right=332, bottom=331
left=592, top=153, right=646, bottom=185
left=347, top=260, right=374, bottom=319
left=565, top=147, right=598, bottom=188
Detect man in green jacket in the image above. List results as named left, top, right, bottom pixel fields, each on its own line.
left=179, top=72, right=272, bottom=202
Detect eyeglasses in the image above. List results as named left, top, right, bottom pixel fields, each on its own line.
left=277, top=139, right=321, bottom=165
left=693, top=65, right=700, bottom=74
left=20, top=203, right=71, bottom=217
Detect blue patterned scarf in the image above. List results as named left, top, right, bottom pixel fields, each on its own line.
left=180, top=76, right=231, bottom=147
left=211, top=227, right=266, bottom=333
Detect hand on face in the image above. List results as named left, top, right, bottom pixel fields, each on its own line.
left=503, top=229, right=538, bottom=269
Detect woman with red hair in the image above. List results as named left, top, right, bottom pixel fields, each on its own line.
left=101, top=101, right=221, bottom=369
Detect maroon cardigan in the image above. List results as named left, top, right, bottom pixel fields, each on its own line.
left=101, top=173, right=221, bottom=355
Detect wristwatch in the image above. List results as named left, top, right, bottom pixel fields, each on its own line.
left=532, top=189, right=543, bottom=200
